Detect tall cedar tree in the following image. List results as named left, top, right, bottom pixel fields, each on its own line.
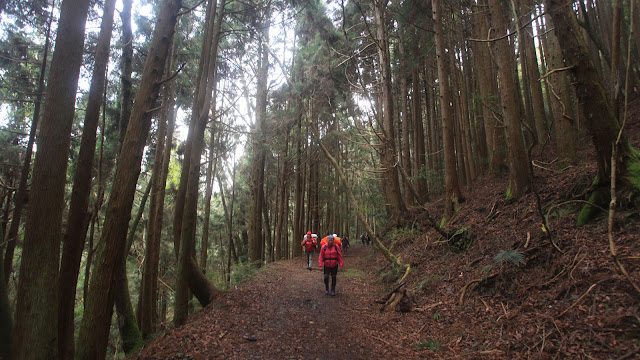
left=75, top=0, right=183, bottom=357
left=248, top=4, right=270, bottom=264
left=544, top=0, right=640, bottom=224
left=374, top=0, right=406, bottom=226
left=58, top=0, right=118, bottom=356
left=138, top=28, right=177, bottom=340
left=174, top=0, right=226, bottom=326
left=488, top=0, right=531, bottom=200
left=11, top=0, right=91, bottom=357
left=433, top=0, right=462, bottom=221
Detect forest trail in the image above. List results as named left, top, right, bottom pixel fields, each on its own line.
left=129, top=245, right=429, bottom=360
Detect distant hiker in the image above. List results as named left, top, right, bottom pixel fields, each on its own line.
left=319, top=235, right=344, bottom=296
left=360, top=233, right=366, bottom=246
left=366, top=233, right=371, bottom=246
left=301, top=231, right=317, bottom=270
left=342, top=236, right=350, bottom=253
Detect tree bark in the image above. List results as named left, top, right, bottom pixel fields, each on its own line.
left=544, top=0, right=640, bottom=224
left=201, top=124, right=220, bottom=271
left=58, top=0, right=118, bottom=356
left=2, top=9, right=51, bottom=283
left=114, top=181, right=150, bottom=354
left=412, top=68, right=428, bottom=201
left=119, top=0, right=134, bottom=149
left=522, top=0, right=548, bottom=144
left=138, top=29, right=176, bottom=340
left=75, top=0, right=182, bottom=357
left=248, top=6, right=270, bottom=264
left=488, top=0, right=531, bottom=200
left=544, top=11, right=577, bottom=167
left=433, top=0, right=462, bottom=221
left=12, top=0, right=91, bottom=356
left=174, top=0, right=226, bottom=326
left=374, top=0, right=406, bottom=227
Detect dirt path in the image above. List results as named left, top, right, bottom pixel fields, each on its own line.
left=129, top=245, right=424, bottom=360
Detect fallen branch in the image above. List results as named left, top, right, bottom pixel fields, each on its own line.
left=413, top=301, right=443, bottom=313
left=459, top=273, right=498, bottom=306
left=382, top=290, right=404, bottom=312
left=555, top=283, right=598, bottom=319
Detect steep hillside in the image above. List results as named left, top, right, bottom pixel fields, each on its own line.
left=375, top=94, right=640, bottom=358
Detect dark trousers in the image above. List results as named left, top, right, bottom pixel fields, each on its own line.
left=323, top=265, right=338, bottom=291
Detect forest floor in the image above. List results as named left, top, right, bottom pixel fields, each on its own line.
left=129, top=95, right=640, bottom=360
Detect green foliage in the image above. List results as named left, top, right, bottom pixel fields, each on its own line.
left=416, top=275, right=443, bottom=292
left=433, top=310, right=441, bottom=322
left=414, top=338, right=440, bottom=352
left=390, top=226, right=421, bottom=238
left=625, top=146, right=640, bottom=192
left=380, top=263, right=403, bottom=285
left=342, top=268, right=365, bottom=279
left=448, top=227, right=472, bottom=253
left=493, top=250, right=525, bottom=267
left=230, top=261, right=260, bottom=286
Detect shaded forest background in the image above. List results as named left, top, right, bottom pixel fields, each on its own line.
left=1, top=0, right=639, bottom=358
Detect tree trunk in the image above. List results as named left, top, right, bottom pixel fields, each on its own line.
left=58, top=0, right=118, bottom=356
left=374, top=0, right=406, bottom=227
left=544, top=0, right=640, bottom=224
left=522, top=0, right=548, bottom=144
left=543, top=11, right=577, bottom=167
left=118, top=0, right=134, bottom=149
left=293, top=111, right=304, bottom=258
left=398, top=20, right=413, bottom=206
left=75, top=0, right=182, bottom=357
left=488, top=0, right=531, bottom=200
left=174, top=0, right=226, bottom=327
left=12, top=0, right=92, bottom=356
left=248, top=6, right=270, bottom=264
left=201, top=125, right=220, bottom=271
left=433, top=0, right=462, bottom=221
left=114, top=180, right=150, bottom=354
left=472, top=0, right=505, bottom=174
left=412, top=68, right=428, bottom=201
left=3, top=5, right=51, bottom=284
left=0, top=240, right=10, bottom=360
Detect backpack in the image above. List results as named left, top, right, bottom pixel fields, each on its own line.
left=321, top=244, right=340, bottom=267
left=303, top=237, right=316, bottom=252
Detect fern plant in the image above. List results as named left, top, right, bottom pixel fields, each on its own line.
left=493, top=249, right=525, bottom=266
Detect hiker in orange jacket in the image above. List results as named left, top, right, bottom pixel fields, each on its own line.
left=318, top=235, right=344, bottom=296
left=301, top=231, right=317, bottom=270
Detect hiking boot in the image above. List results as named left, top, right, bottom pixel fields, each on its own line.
left=331, top=291, right=336, bottom=296
left=325, top=289, right=329, bottom=295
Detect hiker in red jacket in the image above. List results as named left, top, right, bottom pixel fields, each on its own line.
left=301, top=231, right=317, bottom=270
left=318, top=235, right=343, bottom=296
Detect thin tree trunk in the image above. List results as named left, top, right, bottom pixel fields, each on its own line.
left=200, top=125, right=220, bottom=271
left=75, top=0, right=182, bottom=357
left=433, top=0, right=462, bottom=221
left=174, top=0, right=226, bottom=326
left=119, top=0, right=134, bottom=149
left=138, top=29, right=177, bottom=339
left=2, top=7, right=51, bottom=283
left=412, top=68, right=428, bottom=201
left=374, top=0, right=406, bottom=226
left=248, top=6, right=270, bottom=264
